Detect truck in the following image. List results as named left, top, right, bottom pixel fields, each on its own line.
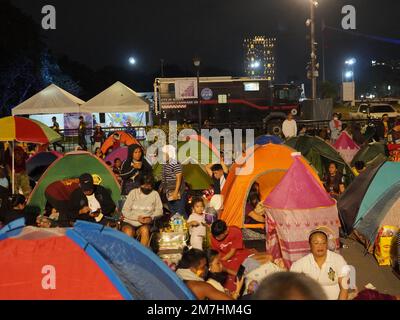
left=350, top=103, right=399, bottom=120
left=153, top=76, right=302, bottom=133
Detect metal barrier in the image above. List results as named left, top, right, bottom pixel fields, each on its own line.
left=56, top=126, right=147, bottom=152
left=52, top=119, right=378, bottom=152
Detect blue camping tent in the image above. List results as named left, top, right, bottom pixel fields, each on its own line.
left=255, top=135, right=283, bottom=146
left=338, top=161, right=400, bottom=245
left=0, top=219, right=194, bottom=300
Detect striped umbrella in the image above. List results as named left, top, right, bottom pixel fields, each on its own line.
left=0, top=116, right=61, bottom=193
left=0, top=116, right=61, bottom=144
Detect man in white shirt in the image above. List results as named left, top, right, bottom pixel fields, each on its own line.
left=282, top=113, right=297, bottom=139
left=121, top=174, right=163, bottom=246
left=206, top=162, right=229, bottom=195
left=290, top=229, right=349, bottom=300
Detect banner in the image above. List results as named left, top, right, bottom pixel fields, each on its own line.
left=105, top=112, right=146, bottom=127
left=63, top=113, right=92, bottom=137
left=175, top=79, right=198, bottom=100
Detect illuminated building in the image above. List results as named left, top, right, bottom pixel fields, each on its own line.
left=244, top=36, right=276, bottom=81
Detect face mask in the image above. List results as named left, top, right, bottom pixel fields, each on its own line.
left=140, top=187, right=152, bottom=195
left=208, top=271, right=228, bottom=285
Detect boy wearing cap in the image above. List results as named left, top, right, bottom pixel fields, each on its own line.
left=290, top=229, right=349, bottom=300
left=69, top=173, right=116, bottom=225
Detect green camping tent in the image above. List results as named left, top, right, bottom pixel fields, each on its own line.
left=153, top=163, right=212, bottom=191
left=27, top=152, right=121, bottom=214
left=153, top=140, right=217, bottom=190
left=285, top=135, right=354, bottom=182
left=176, top=139, right=220, bottom=164
left=351, top=142, right=388, bottom=167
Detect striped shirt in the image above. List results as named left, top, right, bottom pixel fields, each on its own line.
left=162, top=160, right=185, bottom=194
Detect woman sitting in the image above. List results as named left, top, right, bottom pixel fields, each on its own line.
left=175, top=248, right=235, bottom=300
left=121, top=174, right=163, bottom=247
left=206, top=249, right=244, bottom=299
left=245, top=190, right=266, bottom=234
left=120, top=144, right=152, bottom=195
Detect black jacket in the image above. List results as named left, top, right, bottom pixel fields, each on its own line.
left=69, top=185, right=116, bottom=223
left=212, top=173, right=228, bottom=195
left=120, top=144, right=152, bottom=194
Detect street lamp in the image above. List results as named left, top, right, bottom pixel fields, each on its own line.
left=344, top=71, right=354, bottom=79
left=193, top=57, right=201, bottom=129
left=345, top=58, right=356, bottom=65
left=306, top=0, right=319, bottom=101
left=342, top=58, right=356, bottom=106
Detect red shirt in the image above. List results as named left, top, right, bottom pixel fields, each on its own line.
left=211, top=226, right=251, bottom=272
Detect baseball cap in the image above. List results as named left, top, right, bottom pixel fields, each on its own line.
left=79, top=173, right=94, bottom=192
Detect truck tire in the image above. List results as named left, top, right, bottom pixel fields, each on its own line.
left=263, top=112, right=287, bottom=136
left=268, top=119, right=283, bottom=136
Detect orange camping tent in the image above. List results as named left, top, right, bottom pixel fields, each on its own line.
left=220, top=144, right=321, bottom=229
left=101, top=131, right=140, bottom=154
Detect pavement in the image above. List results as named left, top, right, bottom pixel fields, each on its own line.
left=340, top=237, right=400, bottom=296
left=246, top=237, right=400, bottom=296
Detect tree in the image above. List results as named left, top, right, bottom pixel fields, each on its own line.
left=40, top=51, right=81, bottom=96
left=0, top=0, right=44, bottom=116
left=319, top=81, right=338, bottom=101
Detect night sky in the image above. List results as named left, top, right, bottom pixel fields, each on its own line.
left=9, top=0, right=400, bottom=86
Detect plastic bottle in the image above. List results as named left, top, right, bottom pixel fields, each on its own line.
left=171, top=213, right=182, bottom=232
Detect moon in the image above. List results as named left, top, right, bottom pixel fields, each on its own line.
left=128, top=57, right=136, bottom=65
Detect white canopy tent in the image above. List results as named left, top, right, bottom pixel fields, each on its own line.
left=11, top=84, right=85, bottom=115
left=79, top=81, right=150, bottom=113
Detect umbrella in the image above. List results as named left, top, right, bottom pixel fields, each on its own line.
left=0, top=116, right=61, bottom=193
left=26, top=151, right=63, bottom=182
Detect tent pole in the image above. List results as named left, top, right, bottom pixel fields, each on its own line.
left=12, top=141, right=15, bottom=194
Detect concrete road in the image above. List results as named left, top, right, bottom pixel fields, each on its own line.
left=341, top=237, right=400, bottom=296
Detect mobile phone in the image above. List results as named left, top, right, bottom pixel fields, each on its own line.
left=236, top=265, right=246, bottom=281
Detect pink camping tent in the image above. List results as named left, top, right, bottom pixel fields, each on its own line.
left=104, top=147, right=129, bottom=164
left=333, top=131, right=360, bottom=164
left=264, top=156, right=340, bottom=269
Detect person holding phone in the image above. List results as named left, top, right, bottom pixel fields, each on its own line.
left=206, top=249, right=244, bottom=299
left=176, top=248, right=239, bottom=300
left=69, top=173, right=116, bottom=225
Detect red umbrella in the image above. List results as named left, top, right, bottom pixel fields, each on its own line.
left=0, top=116, right=61, bottom=193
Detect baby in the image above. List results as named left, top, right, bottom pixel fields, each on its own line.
left=187, top=197, right=207, bottom=250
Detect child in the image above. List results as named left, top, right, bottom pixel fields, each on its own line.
left=113, top=158, right=122, bottom=175
left=187, top=197, right=207, bottom=250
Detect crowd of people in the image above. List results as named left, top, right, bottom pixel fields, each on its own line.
left=0, top=114, right=398, bottom=301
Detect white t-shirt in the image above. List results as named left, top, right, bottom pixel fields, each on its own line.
left=290, top=251, right=348, bottom=300
left=282, top=119, right=297, bottom=138
left=86, top=194, right=101, bottom=212
left=187, top=213, right=206, bottom=237
left=219, top=175, right=226, bottom=191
